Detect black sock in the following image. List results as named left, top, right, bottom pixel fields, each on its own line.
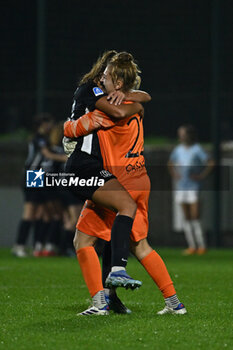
left=34, top=220, right=50, bottom=245
left=111, top=215, right=133, bottom=268
left=46, top=220, right=61, bottom=246
left=60, top=229, right=75, bottom=252
left=16, top=220, right=32, bottom=245
left=102, top=240, right=112, bottom=286
left=65, top=229, right=75, bottom=249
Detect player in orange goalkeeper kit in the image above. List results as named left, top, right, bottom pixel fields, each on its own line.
left=64, top=52, right=187, bottom=316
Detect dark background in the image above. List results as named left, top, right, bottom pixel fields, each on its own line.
left=1, top=0, right=233, bottom=141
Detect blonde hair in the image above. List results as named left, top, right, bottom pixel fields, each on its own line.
left=79, top=50, right=117, bottom=85
left=108, top=52, right=141, bottom=92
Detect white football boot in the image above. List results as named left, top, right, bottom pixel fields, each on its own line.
left=157, top=303, right=187, bottom=315
left=77, top=304, right=109, bottom=316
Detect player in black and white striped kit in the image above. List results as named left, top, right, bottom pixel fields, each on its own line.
left=12, top=114, right=67, bottom=257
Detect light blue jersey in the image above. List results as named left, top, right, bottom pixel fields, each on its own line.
left=169, top=143, right=209, bottom=190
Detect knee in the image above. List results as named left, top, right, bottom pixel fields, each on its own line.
left=73, top=230, right=97, bottom=250
left=119, top=197, right=137, bottom=219
left=23, top=204, right=35, bottom=221
left=66, top=219, right=77, bottom=231
left=73, top=230, right=79, bottom=250
left=23, top=212, right=34, bottom=221
left=128, top=199, right=137, bottom=218
left=190, top=212, right=199, bottom=220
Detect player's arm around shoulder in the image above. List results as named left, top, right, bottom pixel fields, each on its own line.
left=96, top=89, right=151, bottom=119
left=107, top=90, right=151, bottom=105
left=125, top=90, right=151, bottom=103
left=95, top=96, right=144, bottom=119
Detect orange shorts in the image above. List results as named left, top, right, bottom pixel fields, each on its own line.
left=77, top=176, right=151, bottom=242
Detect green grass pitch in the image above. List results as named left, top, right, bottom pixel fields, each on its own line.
left=0, top=248, right=232, bottom=350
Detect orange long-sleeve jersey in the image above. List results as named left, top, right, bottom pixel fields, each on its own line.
left=64, top=108, right=148, bottom=191
left=97, top=113, right=148, bottom=191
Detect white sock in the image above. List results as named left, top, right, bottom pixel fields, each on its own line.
left=111, top=266, right=126, bottom=272
left=15, top=245, right=25, bottom=250
left=44, top=243, right=55, bottom=252
left=104, top=288, right=110, bottom=297
left=191, top=220, right=205, bottom=248
left=34, top=242, right=43, bottom=251
left=183, top=220, right=196, bottom=249
left=165, top=294, right=180, bottom=309
left=92, top=290, right=107, bottom=309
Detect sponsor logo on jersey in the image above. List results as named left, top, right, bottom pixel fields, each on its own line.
left=26, top=168, right=45, bottom=187
left=126, top=160, right=146, bottom=173
left=93, top=87, right=104, bottom=96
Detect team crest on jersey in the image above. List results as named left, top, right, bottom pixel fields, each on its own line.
left=100, top=170, right=112, bottom=178
left=93, top=87, right=104, bottom=96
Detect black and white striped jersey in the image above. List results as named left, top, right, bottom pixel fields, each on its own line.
left=68, top=81, right=107, bottom=160
left=25, top=133, right=49, bottom=170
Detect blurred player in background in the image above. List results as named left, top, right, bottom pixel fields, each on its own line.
left=65, top=52, right=187, bottom=316
left=43, top=122, right=83, bottom=256
left=168, top=125, right=214, bottom=255
left=12, top=114, right=67, bottom=257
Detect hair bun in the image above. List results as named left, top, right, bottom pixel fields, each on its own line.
left=108, top=51, right=141, bottom=91
left=114, top=52, right=133, bottom=64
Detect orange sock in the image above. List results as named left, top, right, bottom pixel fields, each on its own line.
left=140, top=250, right=176, bottom=298
left=76, top=246, right=104, bottom=297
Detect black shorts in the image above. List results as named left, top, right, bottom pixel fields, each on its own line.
left=65, top=150, right=115, bottom=201
left=22, top=172, right=57, bottom=204
left=23, top=187, right=52, bottom=203
left=58, top=189, right=84, bottom=207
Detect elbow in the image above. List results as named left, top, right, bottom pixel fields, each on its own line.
left=145, top=94, right=152, bottom=102
left=110, top=109, right=126, bottom=119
